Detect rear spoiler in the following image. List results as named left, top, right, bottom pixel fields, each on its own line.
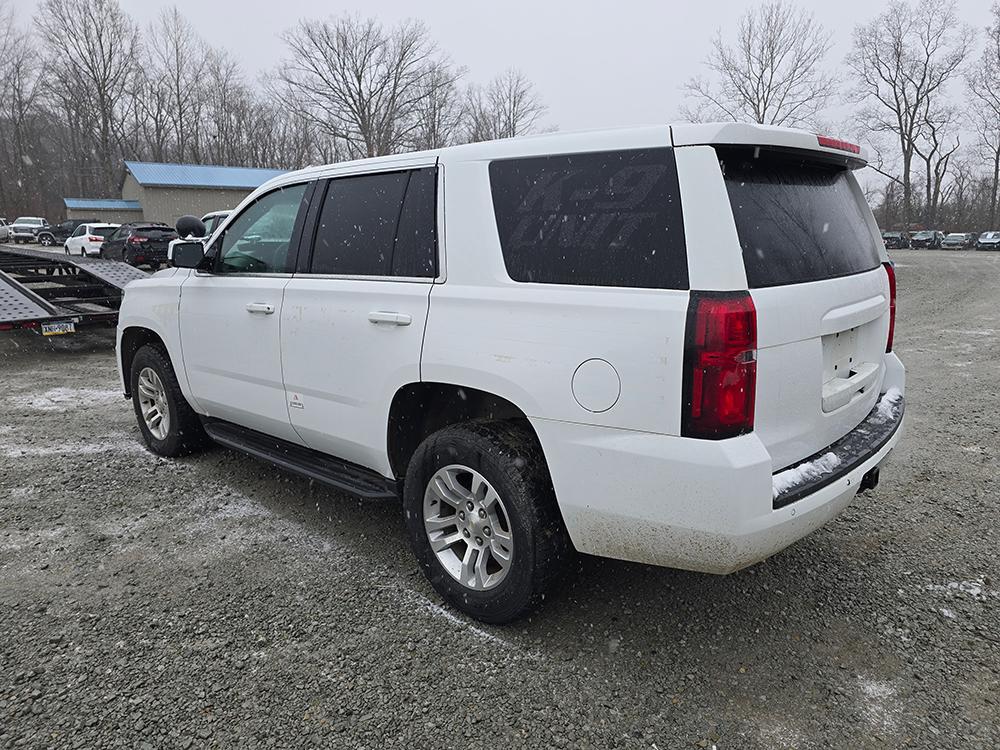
left=671, top=123, right=869, bottom=170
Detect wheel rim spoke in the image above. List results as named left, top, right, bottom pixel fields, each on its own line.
left=423, top=464, right=514, bottom=592
left=137, top=367, right=170, bottom=440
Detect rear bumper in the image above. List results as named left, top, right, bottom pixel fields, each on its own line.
left=533, top=356, right=906, bottom=574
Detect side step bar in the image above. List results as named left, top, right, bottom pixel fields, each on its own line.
left=202, top=420, right=399, bottom=500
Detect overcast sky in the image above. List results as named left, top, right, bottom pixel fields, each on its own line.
left=10, top=0, right=997, bottom=134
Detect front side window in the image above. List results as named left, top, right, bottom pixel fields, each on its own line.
left=308, top=168, right=437, bottom=277
left=215, top=184, right=308, bottom=274
left=489, top=148, right=689, bottom=289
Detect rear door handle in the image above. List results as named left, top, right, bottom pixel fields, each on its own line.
left=245, top=302, right=275, bottom=315
left=368, top=311, right=412, bottom=326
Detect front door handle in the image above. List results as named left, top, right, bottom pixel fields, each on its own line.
left=368, top=311, right=412, bottom=326
left=246, top=302, right=275, bottom=315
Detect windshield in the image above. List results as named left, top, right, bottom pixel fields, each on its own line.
left=945, top=234, right=964, bottom=240
left=14, top=217, right=42, bottom=225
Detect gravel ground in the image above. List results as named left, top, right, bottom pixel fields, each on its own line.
left=1, top=249, right=998, bottom=749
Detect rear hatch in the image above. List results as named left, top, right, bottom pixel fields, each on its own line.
left=715, top=144, right=890, bottom=471
left=133, top=226, right=177, bottom=258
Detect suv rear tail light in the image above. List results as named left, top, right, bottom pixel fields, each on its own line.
left=682, top=292, right=757, bottom=440
left=128, top=235, right=148, bottom=244
left=87, top=235, right=103, bottom=242
left=883, top=262, right=896, bottom=352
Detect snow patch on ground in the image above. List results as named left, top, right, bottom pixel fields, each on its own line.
left=7, top=387, right=124, bottom=412
left=772, top=452, right=842, bottom=499
left=0, top=435, right=148, bottom=458
left=857, top=677, right=900, bottom=732
left=926, top=576, right=995, bottom=601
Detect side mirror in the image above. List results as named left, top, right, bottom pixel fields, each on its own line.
left=176, top=214, right=206, bottom=238
left=171, top=241, right=206, bottom=269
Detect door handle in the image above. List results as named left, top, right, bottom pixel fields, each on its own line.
left=368, top=311, right=412, bottom=326
left=245, top=302, right=275, bottom=315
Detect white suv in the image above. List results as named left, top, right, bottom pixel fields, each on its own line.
left=117, top=124, right=905, bottom=623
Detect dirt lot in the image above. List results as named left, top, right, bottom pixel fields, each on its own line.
left=1, top=250, right=998, bottom=749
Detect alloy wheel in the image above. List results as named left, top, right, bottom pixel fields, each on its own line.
left=423, top=465, right=514, bottom=590
left=136, top=367, right=170, bottom=440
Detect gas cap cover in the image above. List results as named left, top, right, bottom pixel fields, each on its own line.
left=571, top=358, right=621, bottom=413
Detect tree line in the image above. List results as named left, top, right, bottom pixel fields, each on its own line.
left=0, top=0, right=548, bottom=219
left=683, top=0, right=1000, bottom=232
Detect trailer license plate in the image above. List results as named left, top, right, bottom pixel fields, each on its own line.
left=41, top=321, right=75, bottom=336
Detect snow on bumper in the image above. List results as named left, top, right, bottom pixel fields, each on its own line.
left=532, top=390, right=904, bottom=574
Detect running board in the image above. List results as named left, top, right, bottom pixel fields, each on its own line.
left=202, top=420, right=399, bottom=500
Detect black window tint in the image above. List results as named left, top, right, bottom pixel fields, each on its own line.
left=311, top=172, right=409, bottom=275
left=718, top=147, right=881, bottom=288
left=489, top=148, right=688, bottom=289
left=392, top=168, right=437, bottom=277
left=217, top=183, right=308, bottom=274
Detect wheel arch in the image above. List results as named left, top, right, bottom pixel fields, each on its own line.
left=386, top=382, right=546, bottom=482
left=119, top=326, right=169, bottom=397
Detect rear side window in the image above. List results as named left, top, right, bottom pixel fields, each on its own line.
left=489, top=148, right=688, bottom=289
left=718, top=147, right=881, bottom=288
left=309, top=168, right=437, bottom=277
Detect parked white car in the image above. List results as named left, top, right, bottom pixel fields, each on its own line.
left=9, top=216, right=49, bottom=243
left=117, top=123, right=905, bottom=623
left=64, top=223, right=120, bottom=256
left=0, top=218, right=10, bottom=242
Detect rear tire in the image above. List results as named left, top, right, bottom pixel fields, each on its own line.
left=403, top=420, right=572, bottom=624
left=130, top=344, right=208, bottom=457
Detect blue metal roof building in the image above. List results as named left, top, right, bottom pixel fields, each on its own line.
left=118, top=161, right=287, bottom=225
left=124, top=161, right=285, bottom=190
left=64, top=198, right=142, bottom=211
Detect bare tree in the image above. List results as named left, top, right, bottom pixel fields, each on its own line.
left=278, top=15, right=445, bottom=158
left=36, top=0, right=138, bottom=194
left=0, top=0, right=47, bottom=213
left=848, top=0, right=972, bottom=228
left=681, top=1, right=836, bottom=127
left=148, top=6, right=209, bottom=162
left=914, top=106, right=961, bottom=225
left=465, top=68, right=547, bottom=142
left=410, top=59, right=466, bottom=150
left=967, top=2, right=1000, bottom=226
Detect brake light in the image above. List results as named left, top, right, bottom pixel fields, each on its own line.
left=883, top=262, right=896, bottom=352
left=682, top=292, right=757, bottom=440
left=87, top=235, right=103, bottom=242
left=128, top=235, right=148, bottom=244
left=817, top=135, right=861, bottom=154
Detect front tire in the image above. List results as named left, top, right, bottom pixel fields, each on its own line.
left=130, top=344, right=208, bottom=457
left=403, top=421, right=572, bottom=624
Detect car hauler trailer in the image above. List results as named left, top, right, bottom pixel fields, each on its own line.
left=0, top=246, right=147, bottom=335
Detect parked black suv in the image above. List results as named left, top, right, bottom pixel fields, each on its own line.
left=881, top=231, right=910, bottom=249
left=99, top=223, right=178, bottom=270
left=36, top=219, right=96, bottom=247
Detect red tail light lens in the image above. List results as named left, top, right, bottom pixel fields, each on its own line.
left=682, top=292, right=757, bottom=439
left=128, top=235, right=148, bottom=244
left=87, top=235, right=103, bottom=242
left=883, top=262, right=896, bottom=352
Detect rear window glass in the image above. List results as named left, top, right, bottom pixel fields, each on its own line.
left=718, top=147, right=881, bottom=288
left=93, top=227, right=116, bottom=239
left=489, top=148, right=688, bottom=289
